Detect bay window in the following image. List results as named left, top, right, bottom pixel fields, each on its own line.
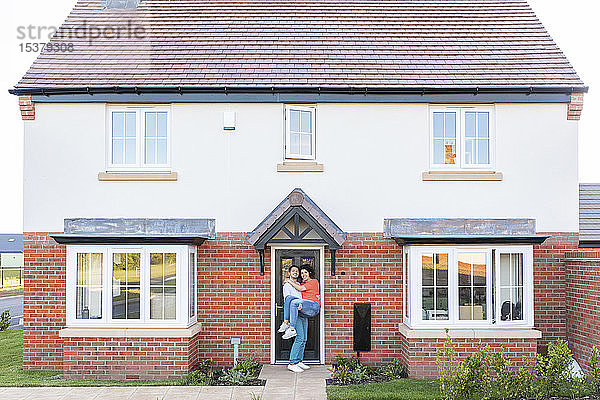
left=67, top=245, right=197, bottom=328
left=430, top=106, right=494, bottom=169
left=405, top=245, right=533, bottom=328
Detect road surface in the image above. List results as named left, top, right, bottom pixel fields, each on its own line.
left=0, top=294, right=23, bottom=329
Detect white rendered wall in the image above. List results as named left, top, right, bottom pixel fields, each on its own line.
left=23, top=102, right=579, bottom=233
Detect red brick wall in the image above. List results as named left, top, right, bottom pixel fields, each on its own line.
left=22, top=232, right=66, bottom=370
left=323, top=233, right=404, bottom=366
left=402, top=337, right=538, bottom=379
left=196, top=232, right=271, bottom=366
left=565, top=251, right=600, bottom=373
left=63, top=334, right=200, bottom=380
left=534, top=232, right=579, bottom=347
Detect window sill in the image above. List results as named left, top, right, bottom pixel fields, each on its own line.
left=98, top=171, right=178, bottom=181
left=422, top=171, right=503, bottom=181
left=59, top=323, right=202, bottom=338
left=398, top=323, right=541, bottom=339
left=277, top=162, right=324, bottom=173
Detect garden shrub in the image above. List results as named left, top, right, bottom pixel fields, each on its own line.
left=218, top=368, right=253, bottom=385
left=0, top=310, right=10, bottom=331
left=182, top=369, right=213, bottom=386
left=536, top=339, right=574, bottom=398
left=590, top=346, right=600, bottom=395
left=234, top=355, right=260, bottom=376
left=379, top=358, right=407, bottom=379
left=331, top=365, right=351, bottom=384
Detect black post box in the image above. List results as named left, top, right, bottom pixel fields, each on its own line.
left=353, top=302, right=371, bottom=352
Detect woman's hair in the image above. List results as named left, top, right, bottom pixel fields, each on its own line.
left=300, top=264, right=315, bottom=278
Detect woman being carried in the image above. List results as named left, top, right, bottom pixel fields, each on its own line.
left=278, top=265, right=302, bottom=333
left=280, top=264, right=320, bottom=340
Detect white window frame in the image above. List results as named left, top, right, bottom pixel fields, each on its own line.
left=429, top=106, right=495, bottom=170
left=66, top=244, right=195, bottom=328
left=106, top=105, right=172, bottom=171
left=284, top=105, right=316, bottom=160
left=405, top=244, right=533, bottom=329
left=188, top=247, right=197, bottom=325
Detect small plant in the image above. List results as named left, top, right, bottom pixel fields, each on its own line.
left=436, top=330, right=458, bottom=400
left=348, top=363, right=373, bottom=383
left=218, top=367, right=253, bottom=385
left=250, top=394, right=262, bottom=400
left=234, top=355, right=260, bottom=376
left=590, top=346, right=600, bottom=395
left=536, top=339, right=574, bottom=398
left=333, top=355, right=361, bottom=371
left=331, top=364, right=351, bottom=384
left=0, top=310, right=10, bottom=331
left=380, top=358, right=407, bottom=379
left=181, top=369, right=213, bottom=386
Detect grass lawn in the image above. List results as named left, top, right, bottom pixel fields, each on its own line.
left=327, top=379, right=440, bottom=400
left=0, top=329, right=182, bottom=386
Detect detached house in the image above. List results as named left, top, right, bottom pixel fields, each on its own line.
left=11, top=0, right=596, bottom=380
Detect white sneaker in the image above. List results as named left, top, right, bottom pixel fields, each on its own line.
left=278, top=321, right=289, bottom=333
left=282, top=326, right=297, bottom=339
left=287, top=364, right=304, bottom=373
left=297, top=362, right=310, bottom=370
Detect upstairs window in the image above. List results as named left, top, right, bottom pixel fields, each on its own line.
left=107, top=106, right=170, bottom=169
left=430, top=107, right=494, bottom=169
left=285, top=105, right=316, bottom=160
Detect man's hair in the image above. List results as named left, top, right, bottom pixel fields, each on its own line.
left=289, top=265, right=300, bottom=274
left=300, top=264, right=315, bottom=278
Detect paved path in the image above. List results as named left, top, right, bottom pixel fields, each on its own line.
left=0, top=294, right=23, bottom=329
left=0, top=365, right=331, bottom=400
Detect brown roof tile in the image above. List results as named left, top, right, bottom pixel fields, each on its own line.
left=14, top=0, right=584, bottom=90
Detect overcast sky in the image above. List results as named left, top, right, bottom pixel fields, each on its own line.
left=1, top=0, right=598, bottom=233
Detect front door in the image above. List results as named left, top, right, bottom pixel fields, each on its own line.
left=274, top=249, right=320, bottom=363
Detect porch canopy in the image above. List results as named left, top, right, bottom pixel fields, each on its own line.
left=52, top=218, right=216, bottom=246
left=384, top=218, right=549, bottom=245
left=248, top=188, right=346, bottom=275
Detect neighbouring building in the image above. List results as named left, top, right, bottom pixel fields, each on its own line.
left=0, top=234, right=24, bottom=290
left=10, top=0, right=598, bottom=380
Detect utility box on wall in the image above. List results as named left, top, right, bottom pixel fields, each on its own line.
left=353, top=302, right=371, bottom=352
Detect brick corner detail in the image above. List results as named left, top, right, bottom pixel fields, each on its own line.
left=19, top=95, right=35, bottom=121
left=567, top=92, right=584, bottom=121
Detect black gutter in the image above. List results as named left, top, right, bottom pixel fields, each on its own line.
left=8, top=85, right=589, bottom=97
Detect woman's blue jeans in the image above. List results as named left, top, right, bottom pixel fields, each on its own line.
left=289, top=315, right=308, bottom=365
left=283, top=295, right=297, bottom=322
left=289, top=299, right=320, bottom=328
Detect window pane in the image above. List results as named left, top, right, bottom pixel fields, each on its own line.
left=145, top=138, right=156, bottom=164
left=465, top=139, right=475, bottom=165
left=189, top=253, right=196, bottom=318
left=145, top=112, right=157, bottom=138
left=444, top=141, right=456, bottom=165
left=477, top=140, right=489, bottom=164
left=112, top=253, right=140, bottom=320
left=150, top=286, right=164, bottom=319
left=300, top=110, right=312, bottom=133
left=125, top=112, right=136, bottom=138
left=290, top=110, right=300, bottom=132
left=157, top=112, right=168, bottom=138
left=444, top=112, right=456, bottom=138
left=436, top=254, right=448, bottom=286
left=112, top=112, right=124, bottom=138
left=125, top=138, right=136, bottom=164
left=433, top=139, right=445, bottom=164
left=465, top=112, right=476, bottom=138
left=301, top=133, right=312, bottom=155
left=478, top=112, right=489, bottom=138
left=290, top=132, right=300, bottom=154
left=433, top=113, right=444, bottom=138
left=421, top=253, right=449, bottom=321
left=112, top=139, right=123, bottom=164
left=76, top=253, right=103, bottom=320
left=422, top=255, right=434, bottom=286
left=151, top=253, right=164, bottom=285
left=499, top=253, right=524, bottom=321
left=150, top=252, right=177, bottom=320
left=458, top=252, right=487, bottom=321
left=157, top=138, right=167, bottom=164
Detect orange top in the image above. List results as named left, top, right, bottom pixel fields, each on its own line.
left=302, top=279, right=320, bottom=304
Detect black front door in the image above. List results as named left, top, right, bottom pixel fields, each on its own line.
left=274, top=249, right=320, bottom=363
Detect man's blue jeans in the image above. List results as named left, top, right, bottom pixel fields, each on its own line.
left=289, top=315, right=308, bottom=365
left=289, top=299, right=320, bottom=328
